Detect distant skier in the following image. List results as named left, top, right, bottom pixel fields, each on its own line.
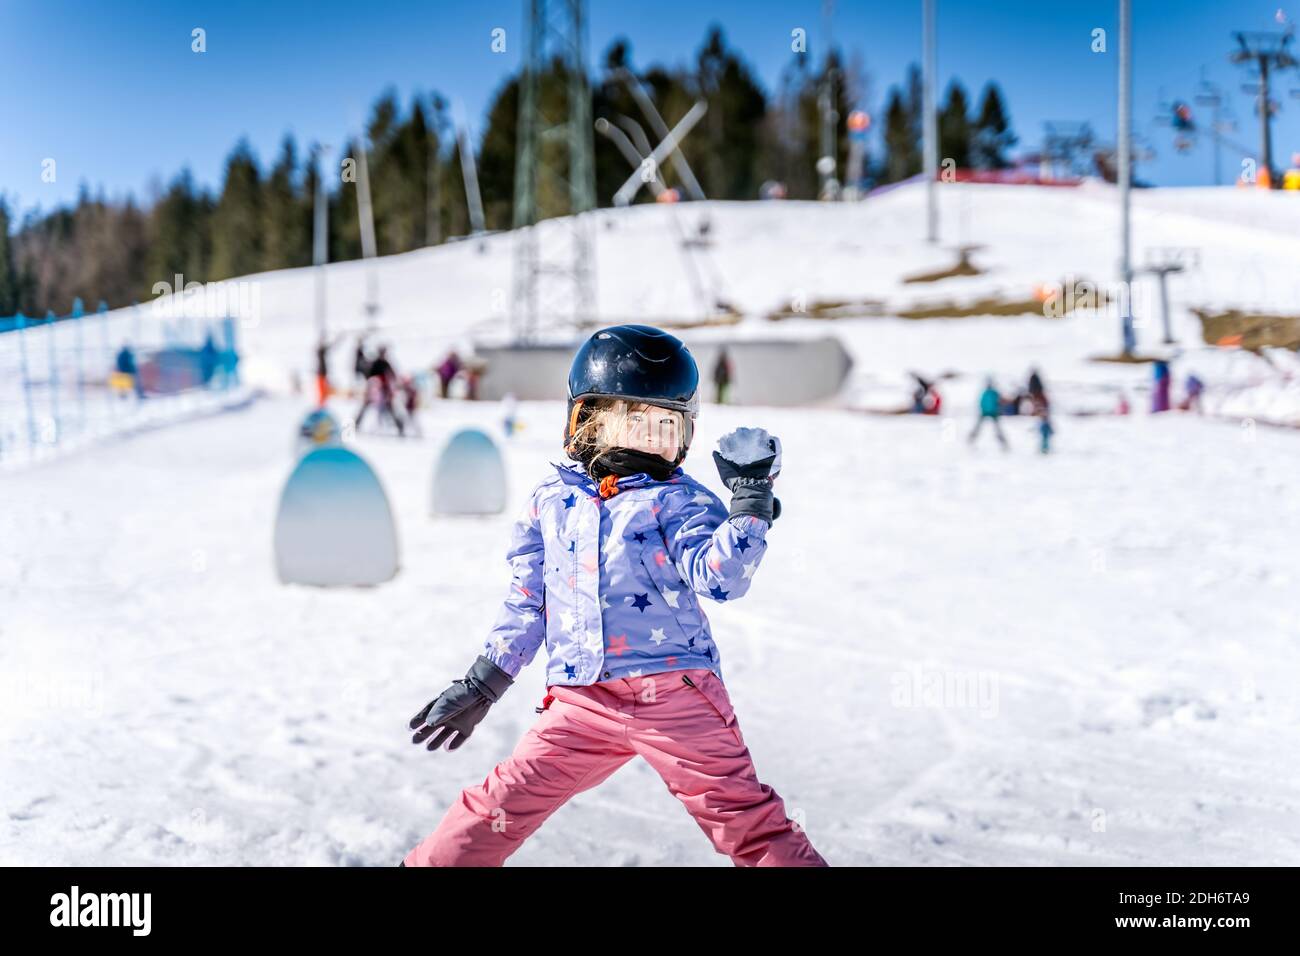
left=353, top=337, right=371, bottom=386
left=115, top=343, right=144, bottom=399
left=398, top=373, right=422, bottom=437
left=910, top=373, right=942, bottom=415
left=355, top=344, right=404, bottom=436
left=436, top=350, right=462, bottom=399
left=463, top=357, right=485, bottom=401
left=1027, top=368, right=1045, bottom=403
left=314, top=332, right=345, bottom=407
left=1180, top=373, right=1204, bottom=414
left=401, top=324, right=827, bottom=868
left=1029, top=389, right=1054, bottom=453
left=713, top=347, right=734, bottom=404
left=1151, top=360, right=1171, bottom=413
left=199, top=332, right=219, bottom=387
left=501, top=392, right=519, bottom=438
left=968, top=377, right=1009, bottom=450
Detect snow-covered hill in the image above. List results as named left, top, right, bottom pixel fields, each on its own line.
left=159, top=180, right=1300, bottom=423
left=2, top=181, right=1299, bottom=866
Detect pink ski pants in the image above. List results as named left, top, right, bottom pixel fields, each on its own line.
left=404, top=668, right=828, bottom=866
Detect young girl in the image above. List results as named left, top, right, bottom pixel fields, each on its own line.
left=402, top=325, right=828, bottom=867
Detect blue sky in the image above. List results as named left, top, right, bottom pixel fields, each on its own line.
left=2, top=0, right=1299, bottom=220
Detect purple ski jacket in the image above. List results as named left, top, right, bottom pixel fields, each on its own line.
left=480, top=460, right=771, bottom=686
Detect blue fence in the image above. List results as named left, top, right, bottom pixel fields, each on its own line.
left=0, top=299, right=242, bottom=463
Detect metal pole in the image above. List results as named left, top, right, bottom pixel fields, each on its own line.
left=355, top=137, right=379, bottom=325
left=1157, top=270, right=1173, bottom=344
left=16, top=313, right=35, bottom=450
left=75, top=309, right=86, bottom=433
left=427, top=98, right=442, bottom=246
left=46, top=311, right=60, bottom=446
left=313, top=145, right=330, bottom=341
left=1258, top=57, right=1273, bottom=186
left=922, top=0, right=938, bottom=243
left=1118, top=0, right=1134, bottom=353
left=457, top=123, right=486, bottom=236
left=819, top=0, right=838, bottom=199
left=102, top=302, right=115, bottom=421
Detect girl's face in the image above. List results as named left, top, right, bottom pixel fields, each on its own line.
left=602, top=402, right=681, bottom=462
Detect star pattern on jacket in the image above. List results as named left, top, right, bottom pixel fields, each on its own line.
left=483, top=461, right=772, bottom=687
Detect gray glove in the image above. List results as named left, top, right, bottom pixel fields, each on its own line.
left=712, top=427, right=782, bottom=524
left=409, top=655, right=514, bottom=752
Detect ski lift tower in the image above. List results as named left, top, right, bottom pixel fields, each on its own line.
left=511, top=0, right=597, bottom=343
left=1228, top=25, right=1298, bottom=188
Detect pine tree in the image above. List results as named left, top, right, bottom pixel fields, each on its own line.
left=765, top=54, right=814, bottom=197
left=971, top=82, right=1017, bottom=170
left=478, top=74, right=520, bottom=230
left=210, top=140, right=264, bottom=280
left=881, top=64, right=923, bottom=184
left=146, top=169, right=213, bottom=291
left=366, top=90, right=412, bottom=256
left=938, top=80, right=973, bottom=170
left=0, top=197, right=17, bottom=314
left=331, top=138, right=363, bottom=263
left=695, top=26, right=766, bottom=200
left=422, top=94, right=451, bottom=245
left=261, top=135, right=309, bottom=271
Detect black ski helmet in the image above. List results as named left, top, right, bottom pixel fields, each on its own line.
left=563, top=324, right=700, bottom=465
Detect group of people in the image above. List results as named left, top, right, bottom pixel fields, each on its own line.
left=112, top=331, right=224, bottom=399
left=968, top=368, right=1054, bottom=454
left=354, top=340, right=421, bottom=437
left=313, top=335, right=500, bottom=438
left=312, top=333, right=419, bottom=436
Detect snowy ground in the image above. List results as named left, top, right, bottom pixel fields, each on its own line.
left=3, top=393, right=1298, bottom=866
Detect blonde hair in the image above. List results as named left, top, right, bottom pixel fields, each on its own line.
left=569, top=398, right=685, bottom=463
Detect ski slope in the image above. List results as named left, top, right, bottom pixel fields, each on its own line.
left=3, top=181, right=1299, bottom=866
left=10, top=181, right=1300, bottom=427
left=2, top=393, right=1298, bottom=865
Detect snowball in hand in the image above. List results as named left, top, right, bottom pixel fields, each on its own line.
left=717, top=427, right=781, bottom=479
